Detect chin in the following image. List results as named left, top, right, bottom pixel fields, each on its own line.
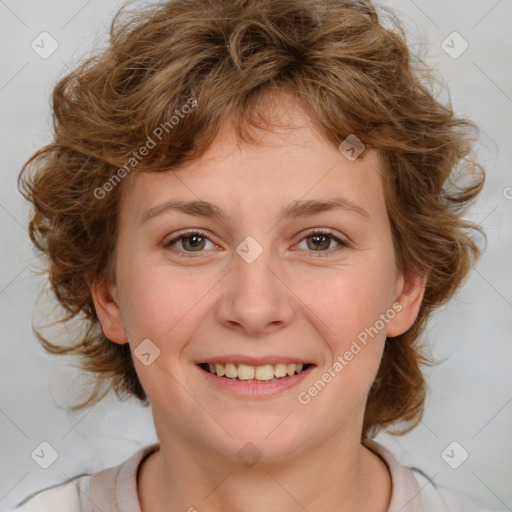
left=208, top=419, right=307, bottom=464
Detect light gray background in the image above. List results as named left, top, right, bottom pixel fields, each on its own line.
left=0, top=0, right=511, bottom=509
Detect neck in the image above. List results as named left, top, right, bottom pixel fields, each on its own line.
left=138, top=429, right=391, bottom=512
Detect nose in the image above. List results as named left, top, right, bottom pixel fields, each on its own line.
left=215, top=248, right=295, bottom=337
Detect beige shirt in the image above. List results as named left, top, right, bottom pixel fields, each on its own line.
left=9, top=441, right=502, bottom=511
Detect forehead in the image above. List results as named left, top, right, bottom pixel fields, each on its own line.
left=119, top=99, right=386, bottom=225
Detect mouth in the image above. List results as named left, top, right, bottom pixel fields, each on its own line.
left=197, top=361, right=314, bottom=382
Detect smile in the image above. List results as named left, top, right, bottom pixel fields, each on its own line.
left=195, top=359, right=315, bottom=398
left=199, top=362, right=312, bottom=382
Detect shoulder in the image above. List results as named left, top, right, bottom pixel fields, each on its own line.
left=365, top=439, right=506, bottom=512
left=6, top=443, right=159, bottom=512
left=412, top=469, right=506, bottom=512
left=5, top=475, right=92, bottom=512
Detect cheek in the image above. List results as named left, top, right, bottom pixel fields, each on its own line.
left=294, top=255, right=397, bottom=403
left=115, top=264, right=216, bottom=394
left=300, top=257, right=397, bottom=342
left=117, top=259, right=218, bottom=343
left=302, top=263, right=393, bottom=413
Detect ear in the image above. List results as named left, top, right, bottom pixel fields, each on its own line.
left=87, top=272, right=128, bottom=345
left=386, top=270, right=427, bottom=338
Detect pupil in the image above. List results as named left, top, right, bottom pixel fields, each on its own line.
left=185, top=235, right=204, bottom=250
left=309, top=234, right=329, bottom=251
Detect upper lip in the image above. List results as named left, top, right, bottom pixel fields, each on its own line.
left=196, top=355, right=315, bottom=366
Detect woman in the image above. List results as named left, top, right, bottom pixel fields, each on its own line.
left=13, top=0, right=502, bottom=510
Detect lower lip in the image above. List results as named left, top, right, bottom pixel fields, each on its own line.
left=195, top=364, right=315, bottom=398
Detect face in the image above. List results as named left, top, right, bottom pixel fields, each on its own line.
left=92, top=96, right=425, bottom=464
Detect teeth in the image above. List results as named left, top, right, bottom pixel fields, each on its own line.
left=237, top=364, right=255, bottom=380
left=215, top=363, right=225, bottom=377
left=225, top=362, right=238, bottom=379
left=204, top=362, right=307, bottom=380
left=254, top=365, right=275, bottom=381
left=274, top=363, right=288, bottom=377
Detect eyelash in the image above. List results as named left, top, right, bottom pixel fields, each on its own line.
left=163, top=229, right=350, bottom=259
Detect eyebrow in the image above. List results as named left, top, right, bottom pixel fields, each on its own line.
left=140, top=197, right=371, bottom=225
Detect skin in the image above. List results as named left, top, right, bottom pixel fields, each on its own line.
left=91, top=93, right=426, bottom=512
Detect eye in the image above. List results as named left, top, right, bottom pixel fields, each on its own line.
left=164, top=230, right=218, bottom=257
left=164, top=228, right=349, bottom=259
left=294, top=229, right=349, bottom=256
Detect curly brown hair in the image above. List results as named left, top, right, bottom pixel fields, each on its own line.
left=18, top=0, right=485, bottom=439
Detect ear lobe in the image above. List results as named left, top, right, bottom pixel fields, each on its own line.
left=386, top=271, right=427, bottom=338
left=89, top=276, right=128, bottom=345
